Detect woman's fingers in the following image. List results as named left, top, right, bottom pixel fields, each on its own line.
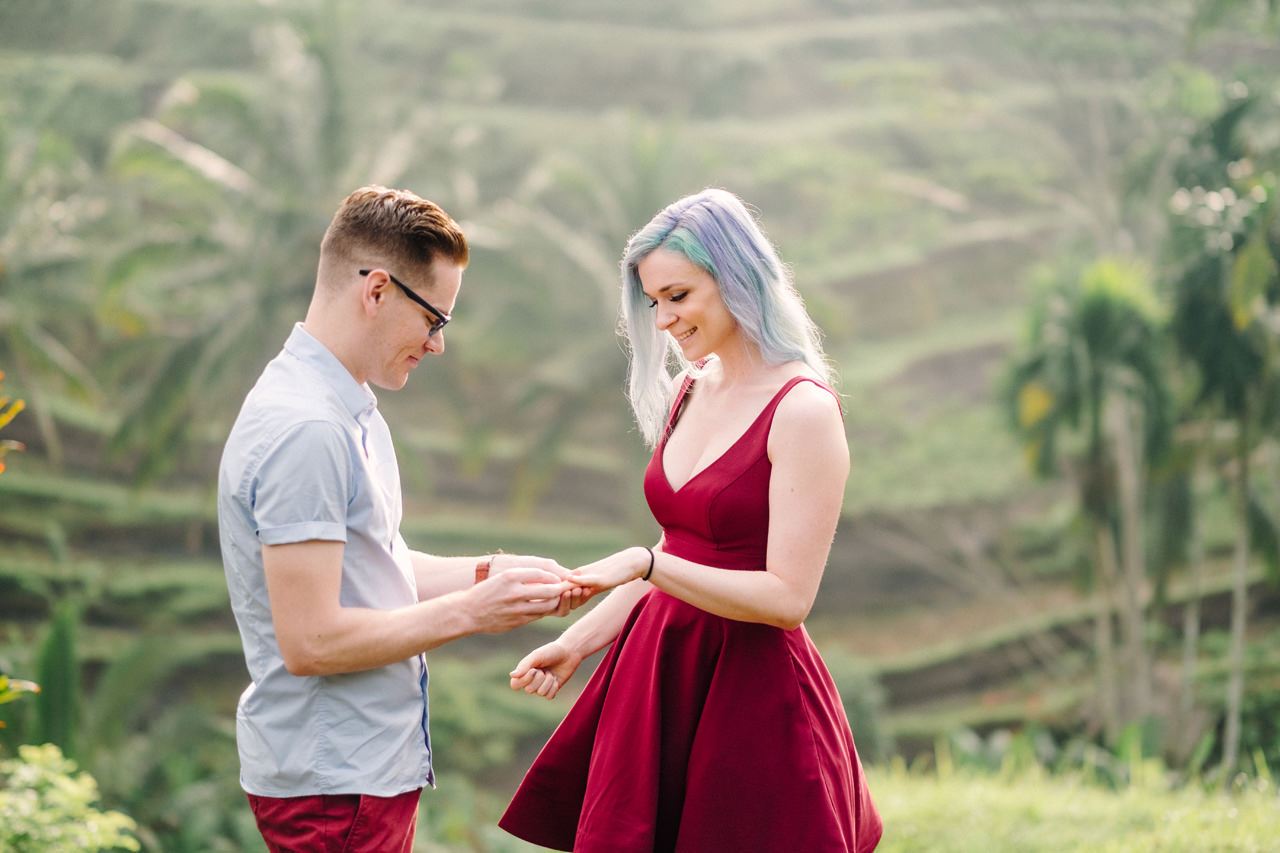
left=511, top=667, right=559, bottom=698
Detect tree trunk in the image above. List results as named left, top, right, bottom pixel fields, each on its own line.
left=1113, top=398, right=1150, bottom=723
left=1221, top=429, right=1251, bottom=777
left=1093, top=522, right=1122, bottom=745
left=1179, top=454, right=1205, bottom=724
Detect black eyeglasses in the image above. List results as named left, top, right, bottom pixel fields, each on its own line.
left=359, top=269, right=451, bottom=337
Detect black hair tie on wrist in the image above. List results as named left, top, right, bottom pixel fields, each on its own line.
left=642, top=546, right=655, bottom=582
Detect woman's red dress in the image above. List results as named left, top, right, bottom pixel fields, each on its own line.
left=499, top=377, right=882, bottom=852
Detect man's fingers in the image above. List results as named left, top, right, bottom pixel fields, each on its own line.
left=498, top=556, right=571, bottom=579
left=496, top=567, right=565, bottom=585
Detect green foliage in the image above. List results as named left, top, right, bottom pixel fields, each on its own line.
left=1004, top=255, right=1172, bottom=496
left=0, top=743, right=140, bottom=853
left=872, top=727, right=1280, bottom=851
left=0, top=370, right=23, bottom=474
left=32, top=604, right=79, bottom=760
left=0, top=2, right=1279, bottom=848
left=0, top=602, right=255, bottom=853
left=427, top=655, right=567, bottom=777
left=822, top=646, right=893, bottom=763
left=1167, top=88, right=1280, bottom=420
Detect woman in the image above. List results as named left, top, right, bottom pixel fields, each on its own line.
left=499, top=189, right=882, bottom=852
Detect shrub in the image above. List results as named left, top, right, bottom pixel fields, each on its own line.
left=0, top=743, right=140, bottom=852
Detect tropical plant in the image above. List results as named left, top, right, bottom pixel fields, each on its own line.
left=32, top=604, right=80, bottom=761
left=101, top=4, right=366, bottom=484
left=454, top=115, right=705, bottom=527
left=0, top=33, right=139, bottom=469
left=1164, top=84, right=1280, bottom=776
left=1003, top=256, right=1173, bottom=743
left=2, top=604, right=256, bottom=852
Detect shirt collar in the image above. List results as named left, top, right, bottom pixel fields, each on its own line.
left=283, top=322, right=378, bottom=427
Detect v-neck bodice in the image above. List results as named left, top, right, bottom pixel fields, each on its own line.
left=644, top=375, right=831, bottom=570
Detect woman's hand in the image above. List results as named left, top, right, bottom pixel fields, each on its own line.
left=510, top=641, right=583, bottom=700
left=568, top=546, right=652, bottom=593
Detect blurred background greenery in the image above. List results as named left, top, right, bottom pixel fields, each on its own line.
left=1, top=0, right=1280, bottom=850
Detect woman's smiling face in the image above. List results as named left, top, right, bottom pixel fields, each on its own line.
left=637, top=248, right=740, bottom=361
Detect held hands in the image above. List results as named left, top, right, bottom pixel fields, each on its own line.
left=467, top=567, right=572, bottom=633
left=489, top=554, right=593, bottom=613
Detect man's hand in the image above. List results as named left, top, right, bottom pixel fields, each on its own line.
left=491, top=553, right=593, bottom=615
left=467, top=568, right=570, bottom=634
left=490, top=553, right=567, bottom=577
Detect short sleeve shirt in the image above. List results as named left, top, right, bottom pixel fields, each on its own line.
left=218, top=323, right=433, bottom=797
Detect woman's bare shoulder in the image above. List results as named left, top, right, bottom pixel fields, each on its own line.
left=774, top=378, right=842, bottom=430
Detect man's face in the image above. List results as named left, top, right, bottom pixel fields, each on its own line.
left=367, top=258, right=463, bottom=390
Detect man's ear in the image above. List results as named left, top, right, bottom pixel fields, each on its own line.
left=359, top=268, right=391, bottom=315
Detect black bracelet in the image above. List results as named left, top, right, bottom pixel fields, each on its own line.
left=641, top=546, right=655, bottom=582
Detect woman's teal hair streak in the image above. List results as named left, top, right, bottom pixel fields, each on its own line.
left=619, top=188, right=833, bottom=447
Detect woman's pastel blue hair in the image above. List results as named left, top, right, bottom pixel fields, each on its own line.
left=619, top=188, right=832, bottom=446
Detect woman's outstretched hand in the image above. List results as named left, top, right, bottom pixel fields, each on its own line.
left=567, top=546, right=652, bottom=593
left=510, top=641, right=582, bottom=700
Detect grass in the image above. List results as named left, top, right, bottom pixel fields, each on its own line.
left=406, top=758, right=1280, bottom=852
left=868, top=762, right=1280, bottom=852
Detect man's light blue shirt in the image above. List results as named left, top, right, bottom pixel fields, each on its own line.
left=218, top=323, right=433, bottom=797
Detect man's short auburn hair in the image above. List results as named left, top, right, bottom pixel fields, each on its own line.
left=320, top=186, right=469, bottom=276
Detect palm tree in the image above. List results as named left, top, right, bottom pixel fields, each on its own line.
left=100, top=1, right=451, bottom=484
left=1165, top=86, right=1280, bottom=776
left=1004, top=256, right=1173, bottom=743
left=0, top=48, right=126, bottom=468
left=451, top=116, right=704, bottom=532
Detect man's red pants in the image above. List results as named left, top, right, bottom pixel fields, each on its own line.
left=247, top=788, right=421, bottom=853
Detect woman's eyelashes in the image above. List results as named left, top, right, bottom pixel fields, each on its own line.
left=647, top=292, right=687, bottom=308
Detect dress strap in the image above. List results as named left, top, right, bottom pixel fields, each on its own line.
left=662, top=374, right=697, bottom=444
left=759, top=377, right=844, bottom=436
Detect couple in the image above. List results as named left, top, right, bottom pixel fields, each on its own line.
left=218, top=185, right=882, bottom=852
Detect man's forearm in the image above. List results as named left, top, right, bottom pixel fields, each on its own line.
left=411, top=551, right=483, bottom=601
left=282, top=592, right=478, bottom=676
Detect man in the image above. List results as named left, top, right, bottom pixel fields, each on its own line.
left=218, top=186, right=575, bottom=852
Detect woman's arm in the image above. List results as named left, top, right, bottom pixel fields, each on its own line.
left=571, top=382, right=848, bottom=630
left=509, top=566, right=655, bottom=698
